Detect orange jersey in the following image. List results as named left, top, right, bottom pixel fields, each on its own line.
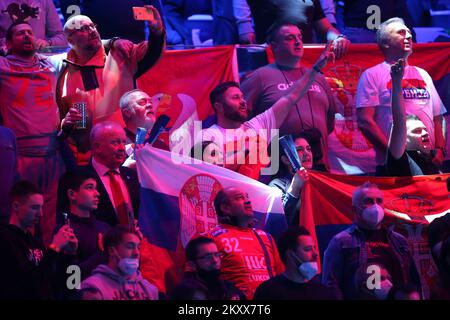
left=208, top=224, right=284, bottom=299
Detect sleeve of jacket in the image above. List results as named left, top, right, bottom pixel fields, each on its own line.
left=322, top=236, right=344, bottom=299
left=44, top=0, right=68, bottom=47
left=132, top=27, right=167, bottom=79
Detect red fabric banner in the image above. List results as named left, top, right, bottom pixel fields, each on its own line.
left=136, top=46, right=238, bottom=293
left=266, top=43, right=450, bottom=81
left=137, top=45, right=237, bottom=130
left=301, top=171, right=450, bottom=298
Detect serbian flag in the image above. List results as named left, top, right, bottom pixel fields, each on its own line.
left=300, top=171, right=450, bottom=298
left=136, top=146, right=286, bottom=293
left=266, top=43, right=450, bottom=174
left=136, top=46, right=238, bottom=147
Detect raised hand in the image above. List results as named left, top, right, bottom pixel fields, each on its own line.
left=313, top=41, right=335, bottom=72
left=145, top=5, right=164, bottom=35
left=61, top=107, right=82, bottom=130
left=332, top=36, right=350, bottom=59
left=390, top=58, right=405, bottom=84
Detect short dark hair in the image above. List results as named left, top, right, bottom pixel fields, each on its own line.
left=213, top=189, right=228, bottom=218
left=209, top=81, right=240, bottom=111
left=6, top=21, right=31, bottom=41
left=185, top=236, right=215, bottom=261
left=9, top=180, right=42, bottom=206
left=57, top=169, right=98, bottom=212
left=277, top=226, right=311, bottom=264
left=103, top=225, right=141, bottom=259
left=190, top=140, right=216, bottom=160
left=266, top=21, right=300, bottom=44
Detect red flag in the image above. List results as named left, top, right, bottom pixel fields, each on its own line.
left=301, top=172, right=450, bottom=298
left=135, top=47, right=238, bottom=293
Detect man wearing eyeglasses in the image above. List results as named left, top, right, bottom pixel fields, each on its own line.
left=170, top=236, right=244, bottom=300
left=56, top=5, right=166, bottom=165
left=321, top=182, right=422, bottom=299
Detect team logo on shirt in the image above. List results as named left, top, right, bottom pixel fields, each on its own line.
left=27, top=248, right=43, bottom=266
left=387, top=78, right=431, bottom=100
left=179, top=174, right=223, bottom=247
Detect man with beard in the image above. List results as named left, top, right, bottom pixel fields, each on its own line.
left=207, top=187, right=284, bottom=299
left=254, top=227, right=339, bottom=300
left=57, top=6, right=165, bottom=165
left=118, top=89, right=168, bottom=169
left=200, top=43, right=334, bottom=179
left=0, top=22, right=67, bottom=246
left=170, top=236, right=244, bottom=300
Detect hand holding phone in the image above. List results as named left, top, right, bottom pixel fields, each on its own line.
left=133, top=6, right=163, bottom=33
left=133, top=6, right=154, bottom=21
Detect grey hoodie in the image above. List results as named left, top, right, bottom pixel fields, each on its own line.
left=80, top=264, right=158, bottom=300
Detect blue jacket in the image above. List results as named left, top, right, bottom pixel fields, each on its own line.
left=322, top=224, right=422, bottom=299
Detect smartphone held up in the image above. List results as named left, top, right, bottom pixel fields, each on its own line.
left=133, top=6, right=154, bottom=21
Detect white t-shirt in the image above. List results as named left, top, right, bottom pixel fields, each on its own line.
left=356, top=62, right=446, bottom=165
left=200, top=108, right=277, bottom=159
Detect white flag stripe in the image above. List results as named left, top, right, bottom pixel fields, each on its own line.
left=136, top=145, right=284, bottom=214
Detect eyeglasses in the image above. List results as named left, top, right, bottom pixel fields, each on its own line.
left=69, top=23, right=97, bottom=36
left=196, top=252, right=223, bottom=261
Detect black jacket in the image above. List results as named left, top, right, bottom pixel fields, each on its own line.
left=0, top=223, right=72, bottom=299
left=57, top=163, right=140, bottom=227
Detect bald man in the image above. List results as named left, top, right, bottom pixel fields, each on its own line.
left=57, top=7, right=166, bottom=165
left=207, top=187, right=284, bottom=299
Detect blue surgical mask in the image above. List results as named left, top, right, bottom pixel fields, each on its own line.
left=291, top=252, right=318, bottom=281
left=298, top=262, right=318, bottom=281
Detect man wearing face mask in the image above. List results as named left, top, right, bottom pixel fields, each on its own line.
left=254, top=227, right=339, bottom=300
left=79, top=225, right=158, bottom=300
left=322, top=182, right=421, bottom=300
left=170, top=236, right=244, bottom=300
left=354, top=263, right=395, bottom=300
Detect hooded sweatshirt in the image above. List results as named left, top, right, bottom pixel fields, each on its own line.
left=80, top=264, right=158, bottom=300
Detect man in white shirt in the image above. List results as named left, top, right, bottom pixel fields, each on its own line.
left=356, top=17, right=446, bottom=175
left=199, top=44, right=335, bottom=179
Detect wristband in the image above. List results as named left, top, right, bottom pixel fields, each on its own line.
left=108, top=37, right=120, bottom=50
left=312, top=65, right=322, bottom=73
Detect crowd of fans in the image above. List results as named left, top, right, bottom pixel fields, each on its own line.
left=0, top=1, right=449, bottom=300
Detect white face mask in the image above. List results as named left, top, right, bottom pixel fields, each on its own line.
left=362, top=204, right=384, bottom=229
left=298, top=262, right=319, bottom=281
left=373, top=279, right=393, bottom=300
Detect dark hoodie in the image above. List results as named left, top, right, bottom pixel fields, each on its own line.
left=79, top=264, right=158, bottom=300
left=0, top=223, right=72, bottom=299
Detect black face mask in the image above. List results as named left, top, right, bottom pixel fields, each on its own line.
left=198, top=269, right=221, bottom=284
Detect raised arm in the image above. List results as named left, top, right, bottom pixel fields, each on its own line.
left=388, top=59, right=407, bottom=159
left=271, top=42, right=335, bottom=128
